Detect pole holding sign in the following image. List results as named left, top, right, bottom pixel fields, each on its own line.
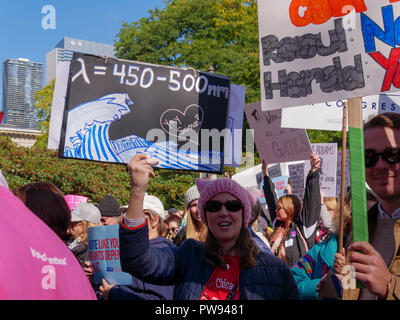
left=348, top=97, right=369, bottom=244
left=338, top=102, right=348, bottom=254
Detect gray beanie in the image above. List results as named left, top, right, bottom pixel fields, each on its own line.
left=184, top=185, right=200, bottom=210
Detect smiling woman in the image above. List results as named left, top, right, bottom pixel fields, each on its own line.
left=118, top=154, right=300, bottom=300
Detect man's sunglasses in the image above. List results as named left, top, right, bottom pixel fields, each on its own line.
left=204, top=200, right=243, bottom=212
left=365, top=148, right=400, bottom=168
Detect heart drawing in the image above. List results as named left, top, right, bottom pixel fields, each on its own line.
left=160, top=104, right=204, bottom=145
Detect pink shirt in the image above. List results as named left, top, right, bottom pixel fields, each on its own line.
left=0, top=186, right=96, bottom=300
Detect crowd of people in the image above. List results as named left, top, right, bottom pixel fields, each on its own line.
left=0, top=112, right=399, bottom=300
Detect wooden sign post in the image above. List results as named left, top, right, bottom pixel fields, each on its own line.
left=338, top=102, right=348, bottom=254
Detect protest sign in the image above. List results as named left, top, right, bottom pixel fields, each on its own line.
left=259, top=176, right=289, bottom=204
left=48, top=61, right=70, bottom=150
left=304, top=143, right=338, bottom=198
left=281, top=93, right=400, bottom=131
left=58, top=53, right=231, bottom=173
left=288, top=162, right=305, bottom=199
left=232, top=164, right=262, bottom=195
left=224, top=84, right=245, bottom=167
left=87, top=224, right=132, bottom=285
left=258, top=0, right=400, bottom=110
left=64, top=194, right=88, bottom=211
left=245, top=102, right=311, bottom=164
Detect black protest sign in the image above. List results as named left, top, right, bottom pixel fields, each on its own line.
left=58, top=53, right=231, bottom=173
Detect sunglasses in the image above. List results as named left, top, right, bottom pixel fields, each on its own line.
left=365, top=148, right=400, bottom=168
left=204, top=200, right=243, bottom=212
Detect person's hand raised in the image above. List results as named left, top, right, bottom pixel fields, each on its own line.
left=310, top=153, right=321, bottom=172
left=127, top=154, right=159, bottom=193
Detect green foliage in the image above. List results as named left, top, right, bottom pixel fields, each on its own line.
left=115, top=0, right=260, bottom=103
left=34, top=80, right=55, bottom=149
left=307, top=129, right=346, bottom=149
left=0, top=136, right=198, bottom=209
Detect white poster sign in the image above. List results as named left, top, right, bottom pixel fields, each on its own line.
left=47, top=62, right=70, bottom=150
left=304, top=143, right=338, bottom=198
left=281, top=93, right=400, bottom=131
left=258, top=0, right=400, bottom=110
left=224, top=84, right=246, bottom=167
left=245, top=102, right=311, bottom=164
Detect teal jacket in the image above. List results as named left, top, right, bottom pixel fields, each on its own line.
left=291, top=234, right=338, bottom=300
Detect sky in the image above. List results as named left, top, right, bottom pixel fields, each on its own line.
left=0, top=0, right=166, bottom=110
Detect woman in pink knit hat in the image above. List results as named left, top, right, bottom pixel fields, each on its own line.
left=118, top=154, right=299, bottom=300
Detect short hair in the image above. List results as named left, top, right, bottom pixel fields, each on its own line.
left=364, top=112, right=400, bottom=131
left=164, top=214, right=182, bottom=225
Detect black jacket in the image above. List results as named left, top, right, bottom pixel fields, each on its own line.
left=263, top=169, right=321, bottom=267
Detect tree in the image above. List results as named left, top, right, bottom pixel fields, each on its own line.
left=115, top=0, right=260, bottom=102
left=34, top=80, right=55, bottom=149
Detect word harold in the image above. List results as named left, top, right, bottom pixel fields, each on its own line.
left=261, top=18, right=365, bottom=100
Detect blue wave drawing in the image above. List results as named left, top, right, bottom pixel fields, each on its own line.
left=63, top=93, right=221, bottom=171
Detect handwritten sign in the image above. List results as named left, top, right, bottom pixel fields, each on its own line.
left=259, top=176, right=289, bottom=204
left=58, top=53, right=231, bottom=173
left=281, top=93, right=400, bottom=131
left=304, top=143, right=338, bottom=198
left=288, top=162, right=306, bottom=199
left=245, top=102, right=311, bottom=164
left=258, top=0, right=400, bottom=110
left=87, top=224, right=132, bottom=285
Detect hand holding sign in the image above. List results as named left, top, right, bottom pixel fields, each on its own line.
left=128, top=154, right=158, bottom=192
left=310, top=153, right=321, bottom=172
left=348, top=241, right=392, bottom=299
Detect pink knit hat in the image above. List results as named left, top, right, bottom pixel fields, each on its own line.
left=196, top=178, right=255, bottom=227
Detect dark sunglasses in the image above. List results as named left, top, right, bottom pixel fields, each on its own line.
left=365, top=148, right=400, bottom=168
left=204, top=200, right=243, bottom=212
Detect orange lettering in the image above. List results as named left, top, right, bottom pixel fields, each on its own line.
left=289, top=0, right=313, bottom=27
left=310, top=0, right=331, bottom=25
left=289, top=0, right=368, bottom=27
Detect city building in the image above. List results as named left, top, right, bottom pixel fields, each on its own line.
left=2, top=58, right=43, bottom=129
left=45, top=37, right=115, bottom=85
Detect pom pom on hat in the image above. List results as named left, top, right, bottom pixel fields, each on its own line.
left=196, top=178, right=255, bottom=228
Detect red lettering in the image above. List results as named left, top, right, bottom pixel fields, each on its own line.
left=370, top=49, right=400, bottom=92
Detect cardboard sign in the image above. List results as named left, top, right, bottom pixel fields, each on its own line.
left=245, top=102, right=312, bottom=164
left=224, top=84, right=246, bottom=167
left=258, top=176, right=289, bottom=204
left=281, top=93, right=400, bottom=131
left=288, top=162, right=306, bottom=199
left=58, top=53, right=231, bottom=173
left=48, top=61, right=70, bottom=150
left=304, top=143, right=338, bottom=198
left=87, top=224, right=132, bottom=285
left=258, top=0, right=400, bottom=110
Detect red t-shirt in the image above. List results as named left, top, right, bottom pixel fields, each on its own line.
left=200, top=255, right=241, bottom=300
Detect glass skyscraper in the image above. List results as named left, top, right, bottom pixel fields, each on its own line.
left=45, top=37, right=115, bottom=85
left=2, top=58, right=43, bottom=129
